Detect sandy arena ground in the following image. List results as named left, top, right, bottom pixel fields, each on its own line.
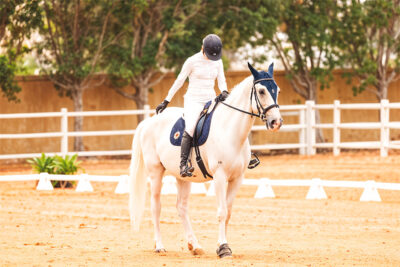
left=0, top=152, right=400, bottom=266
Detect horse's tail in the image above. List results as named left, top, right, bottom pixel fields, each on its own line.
left=129, top=121, right=147, bottom=232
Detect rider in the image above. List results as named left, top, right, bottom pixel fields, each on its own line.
left=155, top=34, right=229, bottom=177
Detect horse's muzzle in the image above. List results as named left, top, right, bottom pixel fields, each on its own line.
left=266, top=118, right=283, bottom=131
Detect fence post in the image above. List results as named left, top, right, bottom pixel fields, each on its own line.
left=306, top=101, right=316, bottom=155
left=144, top=104, right=151, bottom=120
left=299, top=109, right=306, bottom=155
left=380, top=99, right=389, bottom=157
left=333, top=100, right=341, bottom=156
left=61, top=108, right=68, bottom=157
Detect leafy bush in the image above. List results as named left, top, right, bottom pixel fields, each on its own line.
left=27, top=154, right=83, bottom=188
left=27, top=153, right=55, bottom=174
left=53, top=154, right=81, bottom=175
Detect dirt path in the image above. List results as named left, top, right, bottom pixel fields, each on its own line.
left=0, top=152, right=399, bottom=266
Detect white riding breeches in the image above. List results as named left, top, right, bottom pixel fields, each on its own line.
left=183, top=97, right=210, bottom=137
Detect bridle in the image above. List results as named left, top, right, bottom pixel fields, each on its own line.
left=220, top=78, right=279, bottom=121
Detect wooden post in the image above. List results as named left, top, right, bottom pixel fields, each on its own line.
left=380, top=99, right=389, bottom=157
left=306, top=101, right=316, bottom=155
left=61, top=108, right=68, bottom=157
left=333, top=100, right=341, bottom=156
left=144, top=104, right=151, bottom=120
left=299, top=109, right=306, bottom=155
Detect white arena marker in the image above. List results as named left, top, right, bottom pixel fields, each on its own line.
left=36, top=173, right=53, bottom=191
left=76, top=174, right=94, bottom=192
left=306, top=178, right=327, bottom=200
left=206, top=181, right=215, bottom=196
left=254, top=178, right=275, bottom=198
left=360, top=180, right=381, bottom=202
left=191, top=182, right=207, bottom=194
left=115, top=175, right=129, bottom=194
left=161, top=175, right=177, bottom=195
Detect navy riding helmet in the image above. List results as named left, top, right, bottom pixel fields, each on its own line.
left=203, top=34, right=222, bottom=61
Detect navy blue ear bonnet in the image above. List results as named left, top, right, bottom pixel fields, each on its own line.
left=248, top=63, right=278, bottom=103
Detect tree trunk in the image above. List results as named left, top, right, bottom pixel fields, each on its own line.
left=380, top=84, right=388, bottom=100
left=72, top=88, right=84, bottom=152
left=134, top=84, right=149, bottom=122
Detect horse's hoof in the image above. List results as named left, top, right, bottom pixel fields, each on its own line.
left=216, top=243, right=232, bottom=258
left=193, top=248, right=205, bottom=255
left=188, top=243, right=204, bottom=255
left=154, top=248, right=166, bottom=253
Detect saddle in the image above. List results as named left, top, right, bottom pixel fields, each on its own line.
left=169, top=101, right=216, bottom=147
left=169, top=100, right=260, bottom=179
left=170, top=101, right=218, bottom=179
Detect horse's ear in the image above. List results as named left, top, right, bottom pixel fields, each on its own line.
left=248, top=62, right=259, bottom=78
left=267, top=62, right=274, bottom=77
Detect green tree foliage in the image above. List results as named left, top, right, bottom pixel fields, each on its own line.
left=258, top=0, right=341, bottom=101
left=104, top=0, right=207, bottom=118
left=336, top=0, right=400, bottom=100
left=0, top=0, right=41, bottom=102
left=36, top=0, right=123, bottom=151
left=216, top=0, right=341, bottom=142
left=0, top=54, right=20, bottom=102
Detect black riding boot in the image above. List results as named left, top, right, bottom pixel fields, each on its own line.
left=180, top=131, right=195, bottom=177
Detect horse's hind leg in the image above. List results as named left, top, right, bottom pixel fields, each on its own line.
left=176, top=179, right=204, bottom=255
left=149, top=167, right=166, bottom=253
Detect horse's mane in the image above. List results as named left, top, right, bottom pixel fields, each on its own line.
left=226, top=75, right=253, bottom=101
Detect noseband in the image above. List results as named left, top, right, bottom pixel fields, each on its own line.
left=221, top=78, right=279, bottom=121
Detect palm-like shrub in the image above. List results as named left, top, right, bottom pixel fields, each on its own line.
left=27, top=154, right=82, bottom=188
left=27, top=153, right=56, bottom=174
left=53, top=154, right=81, bottom=175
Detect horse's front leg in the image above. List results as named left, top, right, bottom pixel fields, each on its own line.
left=225, top=175, right=244, bottom=236
left=213, top=168, right=233, bottom=258
left=176, top=179, right=204, bottom=255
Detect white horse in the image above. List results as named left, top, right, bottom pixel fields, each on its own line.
left=129, top=62, right=283, bottom=258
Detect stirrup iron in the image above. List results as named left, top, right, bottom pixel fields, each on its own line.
left=248, top=153, right=260, bottom=169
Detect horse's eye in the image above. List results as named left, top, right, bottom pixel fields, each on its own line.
left=259, top=89, right=265, bottom=95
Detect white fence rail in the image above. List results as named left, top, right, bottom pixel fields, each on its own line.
left=1, top=100, right=400, bottom=160
left=1, top=173, right=398, bottom=202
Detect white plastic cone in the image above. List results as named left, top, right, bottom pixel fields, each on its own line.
left=36, top=173, right=53, bottom=191
left=75, top=174, right=93, bottom=192
left=206, top=181, right=216, bottom=196
left=161, top=175, right=177, bottom=195
left=191, top=182, right=207, bottom=194
left=254, top=178, right=275, bottom=198
left=306, top=178, right=327, bottom=200
left=360, top=180, right=381, bottom=202
left=115, top=175, right=129, bottom=194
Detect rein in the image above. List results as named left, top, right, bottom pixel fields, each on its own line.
left=221, top=78, right=279, bottom=121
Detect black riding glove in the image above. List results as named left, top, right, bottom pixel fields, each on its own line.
left=216, top=90, right=229, bottom=102
left=156, top=100, right=169, bottom=114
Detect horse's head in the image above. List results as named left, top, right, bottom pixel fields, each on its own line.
left=248, top=62, right=283, bottom=132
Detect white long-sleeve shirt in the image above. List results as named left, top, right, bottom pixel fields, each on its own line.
left=165, top=52, right=228, bottom=102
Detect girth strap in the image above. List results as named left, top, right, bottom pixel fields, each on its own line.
left=193, top=102, right=220, bottom=179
